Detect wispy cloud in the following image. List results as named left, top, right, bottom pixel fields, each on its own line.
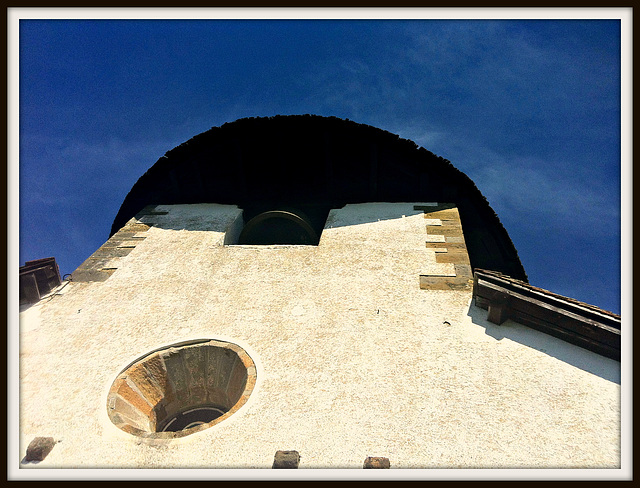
left=16, top=19, right=622, bottom=313
left=472, top=157, right=619, bottom=228
left=387, top=122, right=620, bottom=239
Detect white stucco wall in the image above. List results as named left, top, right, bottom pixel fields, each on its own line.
left=18, top=203, right=620, bottom=470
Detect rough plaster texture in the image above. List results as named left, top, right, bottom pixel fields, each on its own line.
left=19, top=203, right=620, bottom=469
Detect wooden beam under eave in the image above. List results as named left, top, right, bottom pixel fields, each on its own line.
left=487, top=303, right=509, bottom=325
left=473, top=272, right=621, bottom=361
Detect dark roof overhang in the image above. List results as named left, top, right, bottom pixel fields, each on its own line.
left=473, top=269, right=621, bottom=361
left=112, top=115, right=527, bottom=281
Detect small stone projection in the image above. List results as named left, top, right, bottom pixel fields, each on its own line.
left=363, top=456, right=391, bottom=468
left=24, top=437, right=56, bottom=463
left=272, top=450, right=300, bottom=469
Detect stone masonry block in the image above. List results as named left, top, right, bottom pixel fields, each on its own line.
left=427, top=225, right=462, bottom=237
left=126, top=363, right=164, bottom=407
left=182, top=346, right=207, bottom=404
left=425, top=234, right=446, bottom=243
left=435, top=250, right=471, bottom=265
left=74, top=256, right=116, bottom=270
left=273, top=450, right=300, bottom=468
left=123, top=221, right=152, bottom=233
left=90, top=246, right=134, bottom=258
left=363, top=456, right=390, bottom=468
left=424, top=208, right=460, bottom=220
left=209, top=349, right=237, bottom=394
left=142, top=356, right=175, bottom=406
left=111, top=396, right=152, bottom=430
left=424, top=218, right=442, bottom=226
left=24, top=437, right=56, bottom=462
left=445, top=236, right=465, bottom=244
left=114, top=378, right=155, bottom=419
left=425, top=241, right=467, bottom=250
left=420, top=275, right=473, bottom=290
left=70, top=269, right=114, bottom=282
left=454, top=263, right=473, bottom=279
left=163, top=353, right=191, bottom=402
left=228, top=358, right=249, bottom=402
left=104, top=231, right=143, bottom=242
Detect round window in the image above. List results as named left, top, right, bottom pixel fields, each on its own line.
left=107, top=339, right=256, bottom=438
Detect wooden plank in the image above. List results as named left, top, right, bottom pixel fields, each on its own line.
left=474, top=296, right=491, bottom=309
left=509, top=308, right=620, bottom=361
left=20, top=273, right=41, bottom=304
left=477, top=272, right=620, bottom=327
left=476, top=279, right=620, bottom=336
left=474, top=276, right=620, bottom=359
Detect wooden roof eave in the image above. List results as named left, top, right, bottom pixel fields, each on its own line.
left=473, top=269, right=621, bottom=362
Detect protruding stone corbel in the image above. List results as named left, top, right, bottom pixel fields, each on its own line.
left=273, top=450, right=300, bottom=468
left=363, top=456, right=390, bottom=468
left=24, top=437, right=56, bottom=462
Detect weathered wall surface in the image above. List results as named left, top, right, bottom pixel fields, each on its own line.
left=19, top=203, right=620, bottom=469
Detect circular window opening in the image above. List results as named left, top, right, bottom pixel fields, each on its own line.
left=107, top=339, right=256, bottom=438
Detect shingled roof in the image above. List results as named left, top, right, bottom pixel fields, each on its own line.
left=112, top=115, right=527, bottom=281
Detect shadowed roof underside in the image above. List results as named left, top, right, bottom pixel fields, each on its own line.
left=112, top=115, right=527, bottom=281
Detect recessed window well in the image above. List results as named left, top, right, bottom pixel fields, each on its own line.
left=226, top=205, right=332, bottom=246
left=107, top=339, right=256, bottom=438
left=239, top=210, right=318, bottom=245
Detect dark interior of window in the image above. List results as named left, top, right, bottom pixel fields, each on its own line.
left=237, top=204, right=332, bottom=246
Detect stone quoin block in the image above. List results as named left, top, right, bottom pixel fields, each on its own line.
left=419, top=204, right=473, bottom=291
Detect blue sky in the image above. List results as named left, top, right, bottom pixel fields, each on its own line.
left=15, top=11, right=628, bottom=314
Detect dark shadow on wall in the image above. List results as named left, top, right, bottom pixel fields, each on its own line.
left=467, top=300, right=620, bottom=385
left=322, top=203, right=430, bottom=229
left=133, top=202, right=431, bottom=236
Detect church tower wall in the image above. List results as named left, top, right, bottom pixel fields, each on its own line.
left=19, top=202, right=620, bottom=468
